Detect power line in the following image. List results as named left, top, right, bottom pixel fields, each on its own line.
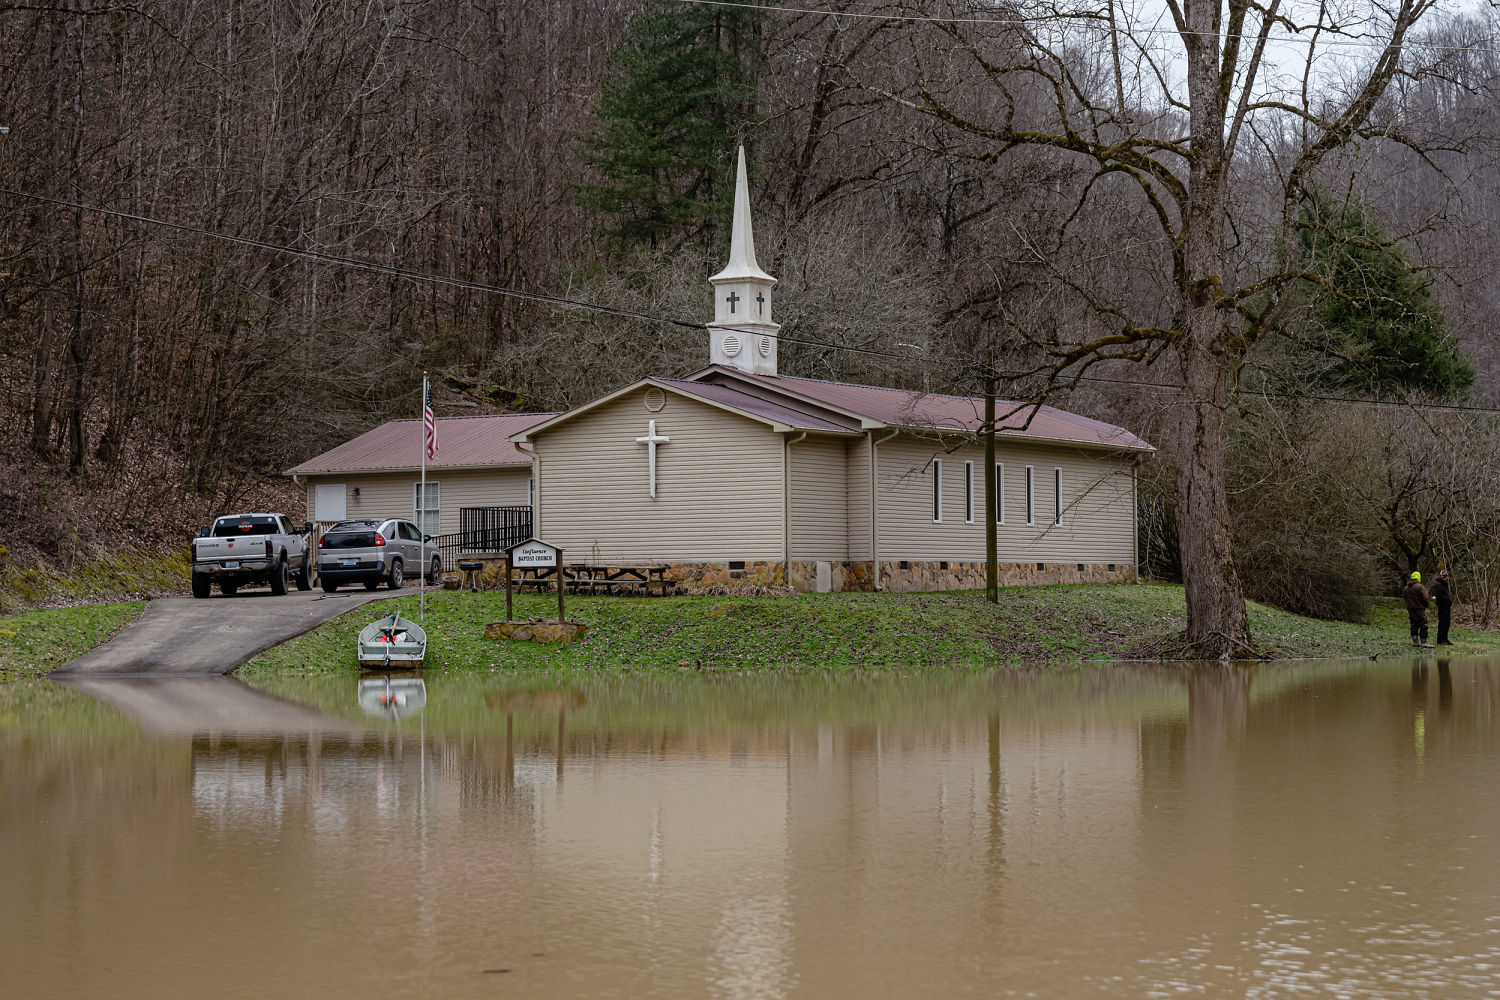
left=673, top=0, right=1500, bottom=55
left=2, top=185, right=1497, bottom=418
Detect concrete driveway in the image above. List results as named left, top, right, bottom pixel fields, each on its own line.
left=50, top=588, right=395, bottom=677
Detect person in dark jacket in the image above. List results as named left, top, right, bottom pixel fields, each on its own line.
left=1431, top=569, right=1454, bottom=645
left=1404, top=571, right=1432, bottom=648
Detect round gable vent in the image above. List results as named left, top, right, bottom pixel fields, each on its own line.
left=643, top=387, right=666, bottom=412
left=757, top=335, right=772, bottom=358
left=722, top=333, right=743, bottom=358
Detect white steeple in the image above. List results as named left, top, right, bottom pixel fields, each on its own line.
left=708, top=145, right=779, bottom=376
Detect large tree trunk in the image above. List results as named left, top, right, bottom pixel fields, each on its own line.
left=1175, top=348, right=1251, bottom=657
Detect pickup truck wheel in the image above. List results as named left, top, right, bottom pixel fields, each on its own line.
left=221, top=582, right=238, bottom=596
left=295, top=556, right=312, bottom=591
left=322, top=580, right=340, bottom=593
left=428, top=556, right=441, bottom=585
left=191, top=574, right=210, bottom=599
left=270, top=558, right=289, bottom=596
left=387, top=559, right=404, bottom=590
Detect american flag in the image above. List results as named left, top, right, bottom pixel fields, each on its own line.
left=423, top=379, right=439, bottom=460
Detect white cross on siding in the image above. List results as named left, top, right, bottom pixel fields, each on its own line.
left=635, top=419, right=670, bottom=498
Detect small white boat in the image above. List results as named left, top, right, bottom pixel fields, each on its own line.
left=358, top=612, right=427, bottom=669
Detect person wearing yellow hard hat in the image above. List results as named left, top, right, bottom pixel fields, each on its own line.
left=1404, top=571, right=1432, bottom=648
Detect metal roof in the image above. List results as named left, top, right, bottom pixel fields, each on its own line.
left=286, top=412, right=557, bottom=475
left=652, top=378, right=858, bottom=433
left=695, top=369, right=1154, bottom=452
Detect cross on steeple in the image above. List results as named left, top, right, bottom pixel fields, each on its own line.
left=726, top=291, right=740, bottom=314
left=756, top=292, right=765, bottom=315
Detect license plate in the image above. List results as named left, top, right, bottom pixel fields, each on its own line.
left=222, top=561, right=240, bottom=570
left=343, top=560, right=358, bottom=566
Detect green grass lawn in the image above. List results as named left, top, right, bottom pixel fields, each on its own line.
left=235, top=582, right=1500, bottom=678
left=2, top=584, right=1490, bottom=682
left=0, top=601, right=145, bottom=680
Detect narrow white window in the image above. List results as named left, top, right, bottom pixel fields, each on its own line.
left=994, top=463, right=1005, bottom=524
left=1053, top=467, right=1063, bottom=526
left=964, top=461, right=974, bottom=523
left=413, top=481, right=441, bottom=538
left=1025, top=465, right=1035, bottom=525
left=932, top=459, right=943, bottom=522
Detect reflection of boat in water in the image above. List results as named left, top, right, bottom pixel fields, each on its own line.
left=357, top=676, right=427, bottom=719
left=358, top=612, right=427, bottom=669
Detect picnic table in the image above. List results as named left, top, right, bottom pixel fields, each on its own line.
left=511, top=564, right=675, bottom=596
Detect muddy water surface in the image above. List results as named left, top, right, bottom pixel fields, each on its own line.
left=4, top=659, right=1500, bottom=998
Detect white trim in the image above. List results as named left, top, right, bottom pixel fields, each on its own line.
left=994, top=463, right=1005, bottom=524
left=509, top=376, right=861, bottom=442
left=964, top=461, right=974, bottom=523
left=932, top=458, right=943, bottom=523
left=1025, top=465, right=1035, bottom=526
left=412, top=480, right=441, bottom=537
left=1053, top=467, right=1063, bottom=526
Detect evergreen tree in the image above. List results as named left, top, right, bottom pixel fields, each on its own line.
left=1298, top=191, right=1474, bottom=397
left=580, top=1, right=764, bottom=248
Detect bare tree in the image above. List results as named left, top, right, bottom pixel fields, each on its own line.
left=854, top=0, right=1452, bottom=655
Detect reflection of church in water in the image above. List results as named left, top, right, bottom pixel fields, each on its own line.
left=30, top=663, right=1500, bottom=997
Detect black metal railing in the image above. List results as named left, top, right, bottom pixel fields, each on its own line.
left=460, top=505, right=532, bottom=552
left=433, top=533, right=465, bottom=570
left=431, top=506, right=532, bottom=572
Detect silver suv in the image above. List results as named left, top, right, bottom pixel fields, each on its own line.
left=318, top=518, right=441, bottom=593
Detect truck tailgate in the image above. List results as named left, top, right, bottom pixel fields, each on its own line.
left=195, top=537, right=268, bottom=560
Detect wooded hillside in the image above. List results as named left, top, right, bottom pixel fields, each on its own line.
left=3, top=0, right=1500, bottom=629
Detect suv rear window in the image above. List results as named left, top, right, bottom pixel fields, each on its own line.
left=323, top=532, right=377, bottom=548
left=212, top=517, right=282, bottom=537
left=329, top=520, right=380, bottom=532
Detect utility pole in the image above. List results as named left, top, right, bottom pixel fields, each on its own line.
left=984, top=371, right=998, bottom=604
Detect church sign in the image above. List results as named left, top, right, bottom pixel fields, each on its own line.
left=503, top=536, right=565, bottom=622
left=509, top=539, right=559, bottom=568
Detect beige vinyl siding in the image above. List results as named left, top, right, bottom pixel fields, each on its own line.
left=531, top=387, right=785, bottom=562
left=846, top=435, right=872, bottom=560
left=789, top=436, right=849, bottom=560
left=300, top=467, right=531, bottom=538
left=876, top=434, right=1136, bottom=564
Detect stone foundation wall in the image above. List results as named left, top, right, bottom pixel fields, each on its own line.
left=451, top=556, right=788, bottom=591
left=451, top=554, right=1133, bottom=594
left=662, top=561, right=786, bottom=587
left=788, top=561, right=877, bottom=593
left=877, top=560, right=1135, bottom=593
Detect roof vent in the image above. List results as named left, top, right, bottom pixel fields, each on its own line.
left=644, top=387, right=666, bottom=412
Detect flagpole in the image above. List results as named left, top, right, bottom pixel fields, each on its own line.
left=420, top=373, right=427, bottom=623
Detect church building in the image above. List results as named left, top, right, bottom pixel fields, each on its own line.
left=511, top=149, right=1153, bottom=592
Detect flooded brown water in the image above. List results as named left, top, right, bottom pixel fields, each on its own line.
left=4, top=658, right=1500, bottom=998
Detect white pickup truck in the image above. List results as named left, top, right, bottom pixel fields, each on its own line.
left=190, top=513, right=314, bottom=598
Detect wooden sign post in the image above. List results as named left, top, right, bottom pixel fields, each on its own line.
left=504, top=537, right=565, bottom=623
